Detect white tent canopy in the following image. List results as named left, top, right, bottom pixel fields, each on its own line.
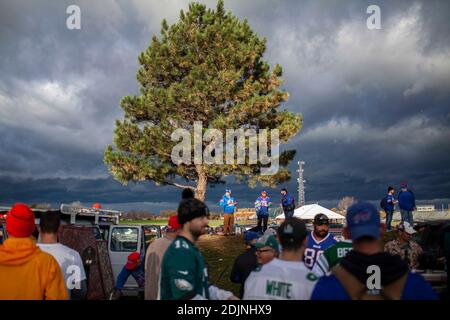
left=275, top=203, right=345, bottom=221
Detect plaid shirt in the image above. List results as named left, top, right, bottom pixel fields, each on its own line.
left=384, top=239, right=423, bottom=269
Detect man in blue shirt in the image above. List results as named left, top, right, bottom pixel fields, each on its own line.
left=304, top=214, right=338, bottom=269
left=255, top=191, right=272, bottom=232
left=311, top=202, right=438, bottom=300
left=219, top=189, right=237, bottom=236
left=280, top=188, right=295, bottom=219
left=384, top=186, right=398, bottom=231
left=398, top=182, right=416, bottom=225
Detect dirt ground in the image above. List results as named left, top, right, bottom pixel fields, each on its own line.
left=197, top=234, right=247, bottom=296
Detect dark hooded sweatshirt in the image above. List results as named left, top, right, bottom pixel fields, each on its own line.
left=311, top=250, right=438, bottom=300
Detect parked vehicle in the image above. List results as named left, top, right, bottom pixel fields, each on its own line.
left=0, top=204, right=162, bottom=299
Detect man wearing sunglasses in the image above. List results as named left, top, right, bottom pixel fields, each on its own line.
left=255, top=234, right=280, bottom=265
left=304, top=213, right=338, bottom=269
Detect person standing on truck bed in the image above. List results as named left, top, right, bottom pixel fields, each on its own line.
left=160, top=190, right=238, bottom=300
left=38, top=211, right=87, bottom=300
left=145, top=215, right=182, bottom=300
left=280, top=188, right=295, bottom=219
left=0, top=203, right=68, bottom=300
left=219, top=189, right=237, bottom=236
left=398, top=182, right=416, bottom=225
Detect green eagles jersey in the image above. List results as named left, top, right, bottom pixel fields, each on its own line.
left=160, top=236, right=210, bottom=300
left=312, top=240, right=353, bottom=277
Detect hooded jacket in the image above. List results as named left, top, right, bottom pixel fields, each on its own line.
left=311, top=250, right=438, bottom=300
left=219, top=195, right=236, bottom=214
left=0, top=237, right=68, bottom=300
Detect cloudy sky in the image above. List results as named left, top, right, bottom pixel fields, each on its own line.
left=0, top=0, right=449, bottom=211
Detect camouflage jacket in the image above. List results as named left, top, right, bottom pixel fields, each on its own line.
left=384, top=239, right=423, bottom=270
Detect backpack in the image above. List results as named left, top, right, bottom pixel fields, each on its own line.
left=331, top=265, right=408, bottom=300
left=380, top=196, right=387, bottom=210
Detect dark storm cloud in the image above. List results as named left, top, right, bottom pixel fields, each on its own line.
left=0, top=0, right=449, bottom=206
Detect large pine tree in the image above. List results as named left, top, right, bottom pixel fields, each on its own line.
left=104, top=1, right=302, bottom=201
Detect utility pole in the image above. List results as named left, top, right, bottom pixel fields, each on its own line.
left=297, top=161, right=306, bottom=207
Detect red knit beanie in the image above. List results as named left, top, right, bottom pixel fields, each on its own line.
left=6, top=203, right=36, bottom=238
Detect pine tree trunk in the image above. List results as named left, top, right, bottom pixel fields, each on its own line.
left=195, top=165, right=207, bottom=202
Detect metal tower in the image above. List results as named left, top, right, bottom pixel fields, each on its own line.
left=297, top=161, right=306, bottom=207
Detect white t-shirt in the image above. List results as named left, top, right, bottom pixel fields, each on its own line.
left=243, top=258, right=318, bottom=300
left=38, top=243, right=87, bottom=291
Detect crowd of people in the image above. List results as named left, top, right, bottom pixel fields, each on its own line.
left=124, top=186, right=438, bottom=300
left=0, top=183, right=444, bottom=300
left=218, top=188, right=295, bottom=234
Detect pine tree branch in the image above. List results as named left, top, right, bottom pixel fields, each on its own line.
left=163, top=181, right=195, bottom=190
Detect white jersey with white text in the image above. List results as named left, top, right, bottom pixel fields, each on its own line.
left=243, top=258, right=318, bottom=300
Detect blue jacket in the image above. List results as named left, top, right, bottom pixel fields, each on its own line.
left=398, top=190, right=416, bottom=211
left=311, top=272, right=438, bottom=300
left=281, top=194, right=294, bottom=211
left=219, top=195, right=236, bottom=214
left=255, top=196, right=271, bottom=216
left=385, top=194, right=395, bottom=212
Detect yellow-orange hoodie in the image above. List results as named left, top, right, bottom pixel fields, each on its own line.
left=0, top=237, right=68, bottom=300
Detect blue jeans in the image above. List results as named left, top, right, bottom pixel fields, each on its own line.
left=257, top=215, right=268, bottom=232
left=400, top=209, right=414, bottom=225
left=385, top=210, right=394, bottom=230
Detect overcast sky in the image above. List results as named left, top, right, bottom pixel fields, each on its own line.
left=0, top=0, right=449, bottom=211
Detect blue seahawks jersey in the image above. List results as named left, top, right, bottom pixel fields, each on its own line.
left=304, top=232, right=338, bottom=269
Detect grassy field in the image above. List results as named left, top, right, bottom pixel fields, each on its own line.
left=195, top=230, right=399, bottom=297
left=197, top=234, right=246, bottom=296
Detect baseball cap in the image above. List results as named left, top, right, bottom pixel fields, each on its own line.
left=313, top=213, right=329, bottom=225
left=277, top=217, right=307, bottom=246
left=225, top=189, right=232, bottom=194
left=397, top=221, right=416, bottom=235
left=400, top=182, right=408, bottom=188
left=168, top=215, right=181, bottom=231
left=255, top=234, right=279, bottom=252
left=6, top=203, right=36, bottom=238
left=244, top=231, right=259, bottom=243
left=346, top=202, right=380, bottom=241
left=125, top=252, right=141, bottom=270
